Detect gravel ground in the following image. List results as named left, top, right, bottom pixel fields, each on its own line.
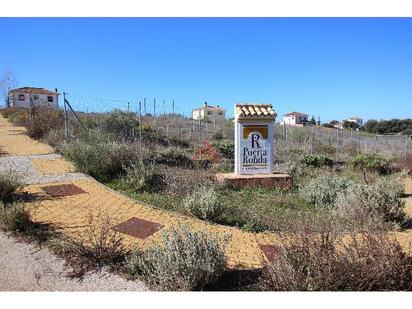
left=0, top=230, right=147, bottom=291
left=0, top=152, right=147, bottom=291
left=0, top=154, right=88, bottom=184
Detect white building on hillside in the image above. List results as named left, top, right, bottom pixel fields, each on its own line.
left=346, top=116, right=363, bottom=127
left=192, top=102, right=226, bottom=121
left=280, top=111, right=309, bottom=126
left=8, top=87, right=59, bottom=109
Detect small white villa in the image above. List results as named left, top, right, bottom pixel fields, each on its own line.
left=8, top=87, right=59, bottom=109
left=192, top=102, right=226, bottom=121
left=280, top=111, right=309, bottom=126
left=346, top=116, right=363, bottom=127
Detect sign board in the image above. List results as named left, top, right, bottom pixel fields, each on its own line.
left=234, top=104, right=276, bottom=175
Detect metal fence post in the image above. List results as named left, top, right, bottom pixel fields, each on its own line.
left=198, top=117, right=202, bottom=160
left=63, top=92, right=68, bottom=142
left=138, top=101, right=142, bottom=151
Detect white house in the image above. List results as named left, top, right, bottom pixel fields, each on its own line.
left=346, top=116, right=363, bottom=127
left=8, top=87, right=59, bottom=109
left=192, top=102, right=226, bottom=121
left=280, top=112, right=309, bottom=126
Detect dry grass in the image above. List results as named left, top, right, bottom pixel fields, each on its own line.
left=50, top=211, right=127, bottom=278
left=258, top=231, right=412, bottom=291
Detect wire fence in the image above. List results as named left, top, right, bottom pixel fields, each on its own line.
left=62, top=92, right=230, bottom=147
left=275, top=124, right=412, bottom=161
left=61, top=91, right=412, bottom=161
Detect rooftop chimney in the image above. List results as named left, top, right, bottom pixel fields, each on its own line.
left=204, top=102, right=207, bottom=107
left=55, top=88, right=58, bottom=93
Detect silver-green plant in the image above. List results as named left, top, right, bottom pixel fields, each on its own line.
left=299, top=175, right=352, bottom=208
left=336, top=175, right=406, bottom=225
left=182, top=186, right=224, bottom=221
left=124, top=160, right=164, bottom=193
left=126, top=225, right=229, bottom=291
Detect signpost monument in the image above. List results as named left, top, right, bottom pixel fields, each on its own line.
left=216, top=103, right=293, bottom=190
left=235, top=104, right=276, bottom=175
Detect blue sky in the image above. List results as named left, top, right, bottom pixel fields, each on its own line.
left=0, top=18, right=411, bottom=122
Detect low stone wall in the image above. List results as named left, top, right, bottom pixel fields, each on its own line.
left=215, top=172, right=293, bottom=190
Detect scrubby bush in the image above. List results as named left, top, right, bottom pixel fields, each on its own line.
left=301, top=154, right=333, bottom=168
left=0, top=202, right=33, bottom=232
left=125, top=225, right=228, bottom=291
left=352, top=153, right=390, bottom=183
left=123, top=160, right=166, bottom=193
left=299, top=175, right=352, bottom=208
left=213, top=141, right=234, bottom=160
left=54, top=211, right=127, bottom=277
left=183, top=186, right=224, bottom=221
left=284, top=147, right=307, bottom=162
left=212, top=130, right=224, bottom=140
left=276, top=161, right=308, bottom=185
left=192, top=141, right=222, bottom=163
left=0, top=171, right=24, bottom=202
left=336, top=176, right=406, bottom=225
left=100, top=109, right=139, bottom=139
left=313, top=142, right=337, bottom=156
left=0, top=107, right=29, bottom=126
left=27, top=108, right=64, bottom=139
left=161, top=166, right=215, bottom=197
left=60, top=139, right=138, bottom=182
left=155, top=147, right=193, bottom=167
left=259, top=232, right=412, bottom=291
left=168, top=136, right=191, bottom=148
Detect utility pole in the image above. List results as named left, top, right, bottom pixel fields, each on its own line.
left=172, top=99, right=175, bottom=115
left=127, top=102, right=130, bottom=113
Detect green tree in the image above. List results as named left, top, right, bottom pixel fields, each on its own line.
left=342, top=120, right=358, bottom=130
left=352, top=153, right=389, bottom=184
left=310, top=115, right=317, bottom=126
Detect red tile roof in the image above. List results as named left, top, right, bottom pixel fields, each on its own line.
left=9, top=87, right=59, bottom=95
left=283, top=111, right=308, bottom=117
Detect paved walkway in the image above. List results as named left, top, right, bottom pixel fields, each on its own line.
left=0, top=114, right=410, bottom=271
left=0, top=115, right=280, bottom=269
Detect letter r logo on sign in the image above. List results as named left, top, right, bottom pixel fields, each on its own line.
left=251, top=133, right=260, bottom=148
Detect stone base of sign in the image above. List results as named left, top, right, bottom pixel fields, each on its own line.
left=215, top=172, right=293, bottom=190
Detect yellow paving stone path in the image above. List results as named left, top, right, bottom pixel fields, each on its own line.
left=0, top=116, right=53, bottom=155
left=24, top=178, right=277, bottom=269
left=1, top=113, right=411, bottom=270
left=31, top=158, right=75, bottom=174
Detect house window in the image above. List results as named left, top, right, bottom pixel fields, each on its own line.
left=18, top=94, right=25, bottom=101
left=218, top=112, right=223, bottom=116
left=33, top=95, right=39, bottom=100
left=207, top=111, right=213, bottom=115
left=47, top=96, right=53, bottom=102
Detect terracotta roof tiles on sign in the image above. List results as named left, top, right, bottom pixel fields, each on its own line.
left=236, top=104, right=276, bottom=120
